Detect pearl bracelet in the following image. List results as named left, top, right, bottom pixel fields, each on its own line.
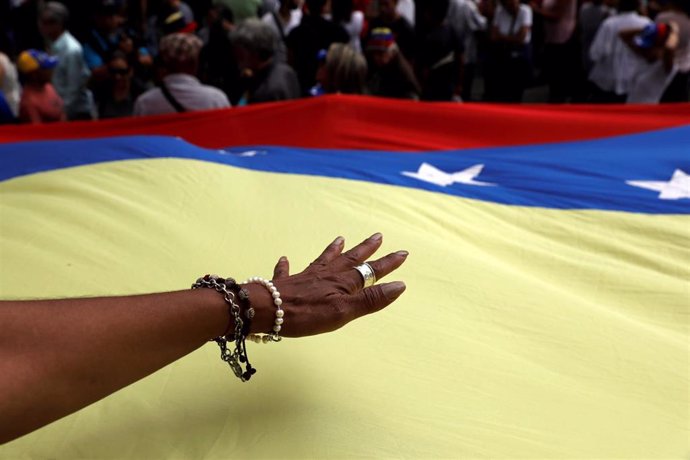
left=243, top=276, right=284, bottom=343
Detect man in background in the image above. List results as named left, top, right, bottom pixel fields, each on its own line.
left=38, top=1, right=95, bottom=120
left=134, top=33, right=230, bottom=115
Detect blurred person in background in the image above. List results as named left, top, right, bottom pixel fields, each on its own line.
left=621, top=21, right=679, bottom=102
left=368, top=0, right=416, bottom=61
left=579, top=0, right=614, bottom=87
left=17, top=49, right=66, bottom=124
left=38, top=1, right=96, bottom=120
left=588, top=0, right=651, bottom=102
left=83, top=0, right=127, bottom=78
left=134, top=33, right=230, bottom=115
left=261, top=0, right=304, bottom=63
left=213, top=0, right=262, bottom=22
left=98, top=51, right=135, bottom=118
left=366, top=27, right=420, bottom=98
left=0, top=51, right=21, bottom=119
left=485, top=0, right=533, bottom=102
left=397, top=0, right=415, bottom=26
left=7, top=0, right=44, bottom=54
left=315, top=43, right=368, bottom=94
left=287, top=0, right=350, bottom=96
left=232, top=18, right=301, bottom=103
left=415, top=0, right=465, bottom=101
left=332, top=0, right=366, bottom=52
left=656, top=0, right=690, bottom=101
left=531, top=0, right=579, bottom=102
left=446, top=0, right=488, bottom=101
left=199, top=5, right=243, bottom=104
left=0, top=60, right=17, bottom=124
left=158, top=3, right=198, bottom=35
left=620, top=0, right=689, bottom=104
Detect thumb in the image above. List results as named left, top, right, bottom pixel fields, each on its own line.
left=273, top=256, right=290, bottom=279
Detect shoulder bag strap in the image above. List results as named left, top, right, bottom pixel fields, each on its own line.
left=160, top=80, right=187, bottom=113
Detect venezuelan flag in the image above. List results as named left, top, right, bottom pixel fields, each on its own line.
left=0, top=96, right=688, bottom=458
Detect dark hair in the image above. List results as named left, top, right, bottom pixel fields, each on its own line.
left=108, top=49, right=129, bottom=64
left=618, top=0, right=639, bottom=12
left=41, top=1, right=70, bottom=27
left=306, top=0, right=327, bottom=15
left=332, top=0, right=354, bottom=24
left=668, top=0, right=690, bottom=15
left=418, top=0, right=449, bottom=26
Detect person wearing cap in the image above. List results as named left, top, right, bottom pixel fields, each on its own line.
left=232, top=19, right=301, bottom=104
left=366, top=27, right=420, bottom=99
left=368, top=0, right=416, bottom=62
left=134, top=33, right=230, bottom=116
left=17, top=50, right=66, bottom=124
left=38, top=1, right=96, bottom=120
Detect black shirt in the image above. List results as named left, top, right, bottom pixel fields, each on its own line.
left=286, top=14, right=349, bottom=96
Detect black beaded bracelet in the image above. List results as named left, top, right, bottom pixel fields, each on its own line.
left=192, top=275, right=256, bottom=382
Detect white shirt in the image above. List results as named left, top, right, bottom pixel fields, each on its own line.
left=341, top=10, right=365, bottom=53
left=447, top=0, right=488, bottom=64
left=0, top=53, right=20, bottom=116
left=627, top=10, right=690, bottom=103
left=493, top=4, right=533, bottom=44
left=50, top=31, right=95, bottom=118
left=588, top=12, right=652, bottom=95
left=134, top=74, right=230, bottom=116
left=397, top=0, right=415, bottom=27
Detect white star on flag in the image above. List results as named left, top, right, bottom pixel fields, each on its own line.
left=401, top=163, right=496, bottom=187
left=626, top=169, right=690, bottom=200
left=236, top=150, right=266, bottom=157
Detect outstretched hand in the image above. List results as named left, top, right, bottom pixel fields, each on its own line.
left=243, top=233, right=408, bottom=337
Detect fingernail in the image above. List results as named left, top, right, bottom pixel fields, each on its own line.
left=382, top=281, right=406, bottom=300
left=370, top=232, right=383, bottom=242
left=279, top=256, right=287, bottom=262
left=396, top=250, right=409, bottom=257
left=333, top=236, right=344, bottom=246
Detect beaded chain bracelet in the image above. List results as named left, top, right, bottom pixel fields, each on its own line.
left=243, top=276, right=284, bottom=344
left=192, top=275, right=256, bottom=382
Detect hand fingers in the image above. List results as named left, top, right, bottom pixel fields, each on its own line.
left=273, top=256, right=290, bottom=279
left=347, top=281, right=407, bottom=319
left=303, top=236, right=345, bottom=273
left=343, top=250, right=408, bottom=292
left=333, top=233, right=383, bottom=271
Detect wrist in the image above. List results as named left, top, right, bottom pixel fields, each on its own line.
left=241, top=282, right=282, bottom=335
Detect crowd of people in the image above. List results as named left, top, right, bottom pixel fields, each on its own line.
left=0, top=0, right=688, bottom=123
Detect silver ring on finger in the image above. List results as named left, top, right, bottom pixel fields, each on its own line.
left=353, top=262, right=376, bottom=288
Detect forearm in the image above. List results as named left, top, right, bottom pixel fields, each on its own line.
left=0, top=289, right=231, bottom=443
left=0, top=235, right=408, bottom=444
